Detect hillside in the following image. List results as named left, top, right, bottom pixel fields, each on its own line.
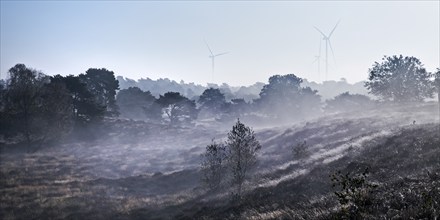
left=184, top=123, right=440, bottom=219
left=0, top=103, right=439, bottom=219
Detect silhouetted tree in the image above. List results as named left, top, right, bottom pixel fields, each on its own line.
left=259, top=74, right=302, bottom=100
left=0, top=79, right=7, bottom=121
left=53, top=75, right=105, bottom=123
left=0, top=79, right=5, bottom=94
left=226, top=119, right=261, bottom=199
left=116, top=87, right=161, bottom=121
left=435, top=68, right=440, bottom=131
left=79, top=68, right=119, bottom=116
left=201, top=140, right=227, bottom=190
left=198, top=88, right=228, bottom=119
left=156, top=92, right=198, bottom=125
left=39, top=77, right=74, bottom=142
left=365, top=55, right=433, bottom=102
left=435, top=68, right=440, bottom=91
left=198, top=88, right=227, bottom=112
left=325, top=92, right=374, bottom=113
left=2, top=64, right=48, bottom=145
left=256, top=74, right=321, bottom=120
left=0, top=80, right=12, bottom=136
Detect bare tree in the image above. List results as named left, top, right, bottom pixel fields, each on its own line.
left=226, top=119, right=261, bottom=199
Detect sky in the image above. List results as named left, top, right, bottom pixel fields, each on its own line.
left=1, top=1, right=439, bottom=86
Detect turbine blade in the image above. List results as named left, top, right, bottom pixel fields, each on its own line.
left=314, top=26, right=327, bottom=38
left=328, top=40, right=336, bottom=65
left=214, top=52, right=229, bottom=57
left=204, top=40, right=214, bottom=56
left=328, top=20, right=340, bottom=38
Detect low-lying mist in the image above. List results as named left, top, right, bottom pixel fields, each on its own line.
left=1, top=61, right=439, bottom=219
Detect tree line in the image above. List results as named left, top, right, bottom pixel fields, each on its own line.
left=0, top=65, right=120, bottom=147
left=118, top=55, right=440, bottom=124
left=1, top=55, right=439, bottom=147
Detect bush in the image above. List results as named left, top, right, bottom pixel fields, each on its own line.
left=330, top=166, right=377, bottom=219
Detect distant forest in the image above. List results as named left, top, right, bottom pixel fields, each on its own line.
left=117, top=75, right=368, bottom=101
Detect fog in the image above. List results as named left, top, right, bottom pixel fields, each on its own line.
left=1, top=66, right=439, bottom=219
left=0, top=2, right=439, bottom=217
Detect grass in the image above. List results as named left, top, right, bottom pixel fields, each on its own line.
left=0, top=103, right=439, bottom=219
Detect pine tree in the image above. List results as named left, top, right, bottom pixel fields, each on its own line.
left=226, top=119, right=261, bottom=199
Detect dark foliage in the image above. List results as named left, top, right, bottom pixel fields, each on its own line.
left=79, top=68, right=120, bottom=116
left=325, top=92, right=374, bottom=113
left=226, top=119, right=261, bottom=200
left=198, top=87, right=227, bottom=119
left=255, top=74, right=321, bottom=121
left=1, top=64, right=48, bottom=145
left=435, top=68, right=440, bottom=133
left=0, top=64, right=119, bottom=146
left=51, top=75, right=105, bottom=124
left=156, top=92, right=198, bottom=125
left=38, top=77, right=74, bottom=143
left=330, top=167, right=377, bottom=219
left=200, top=140, right=227, bottom=190
left=116, top=87, right=161, bottom=121
left=365, top=55, right=433, bottom=102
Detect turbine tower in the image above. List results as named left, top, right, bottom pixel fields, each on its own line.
left=314, top=20, right=340, bottom=80
left=204, top=40, right=228, bottom=82
left=312, top=38, right=322, bottom=77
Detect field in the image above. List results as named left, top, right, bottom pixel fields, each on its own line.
left=1, top=102, right=439, bottom=219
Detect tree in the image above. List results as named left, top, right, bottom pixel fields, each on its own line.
left=256, top=74, right=321, bottom=120
left=198, top=88, right=227, bottom=114
left=259, top=74, right=302, bottom=101
left=0, top=79, right=8, bottom=135
left=201, top=140, right=227, bottom=190
left=116, top=87, right=161, bottom=121
left=325, top=92, right=374, bottom=113
left=79, top=68, right=119, bottom=116
left=435, top=68, right=440, bottom=132
left=39, top=77, right=74, bottom=142
left=3, top=64, right=48, bottom=145
left=156, top=92, right=198, bottom=125
left=1, top=67, right=78, bottom=147
left=53, top=75, right=105, bottom=123
left=365, top=55, right=433, bottom=102
left=226, top=119, right=261, bottom=199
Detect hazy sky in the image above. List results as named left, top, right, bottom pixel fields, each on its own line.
left=1, top=1, right=439, bottom=86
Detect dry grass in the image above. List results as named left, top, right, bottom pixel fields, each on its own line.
left=1, top=103, right=439, bottom=219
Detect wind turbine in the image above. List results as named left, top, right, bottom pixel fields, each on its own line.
left=204, top=40, right=228, bottom=82
left=312, top=38, right=322, bottom=76
left=314, top=20, right=340, bottom=80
